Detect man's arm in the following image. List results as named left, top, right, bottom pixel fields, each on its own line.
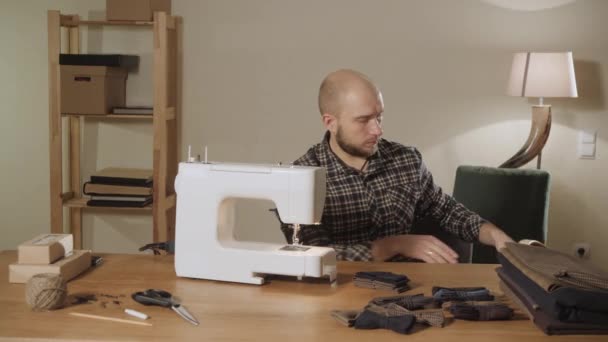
left=371, top=234, right=458, bottom=263
left=415, top=159, right=514, bottom=251
left=372, top=148, right=513, bottom=263
left=478, top=222, right=513, bottom=250
left=370, top=223, right=514, bottom=262
left=414, top=154, right=483, bottom=244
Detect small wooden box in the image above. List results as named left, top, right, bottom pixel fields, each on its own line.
left=18, top=234, right=73, bottom=265
left=106, top=0, right=171, bottom=21
left=61, top=65, right=127, bottom=115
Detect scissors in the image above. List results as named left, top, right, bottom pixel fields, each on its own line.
left=132, top=289, right=199, bottom=326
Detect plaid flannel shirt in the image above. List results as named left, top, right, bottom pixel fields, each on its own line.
left=280, top=133, right=483, bottom=261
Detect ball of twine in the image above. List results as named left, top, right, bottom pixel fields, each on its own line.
left=25, top=273, right=67, bottom=311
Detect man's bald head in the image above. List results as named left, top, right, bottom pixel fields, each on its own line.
left=318, top=69, right=380, bottom=116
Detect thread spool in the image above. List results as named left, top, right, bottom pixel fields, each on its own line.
left=25, top=273, right=67, bottom=311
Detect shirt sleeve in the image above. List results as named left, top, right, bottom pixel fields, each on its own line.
left=413, top=149, right=483, bottom=243
left=280, top=223, right=373, bottom=261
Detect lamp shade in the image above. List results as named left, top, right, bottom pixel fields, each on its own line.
left=507, top=52, right=578, bottom=98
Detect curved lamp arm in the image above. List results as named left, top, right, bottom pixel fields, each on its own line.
left=499, top=105, right=551, bottom=169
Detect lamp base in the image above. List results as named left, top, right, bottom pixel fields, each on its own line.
left=499, top=105, right=551, bottom=169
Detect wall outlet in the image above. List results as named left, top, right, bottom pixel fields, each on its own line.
left=572, top=242, right=591, bottom=259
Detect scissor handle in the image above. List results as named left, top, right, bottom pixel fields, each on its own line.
left=132, top=289, right=173, bottom=307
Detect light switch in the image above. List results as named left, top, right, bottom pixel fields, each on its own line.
left=579, top=130, right=597, bottom=144
left=578, top=130, right=597, bottom=159
left=578, top=143, right=596, bottom=159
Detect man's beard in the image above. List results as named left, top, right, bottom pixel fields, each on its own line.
left=335, top=126, right=377, bottom=158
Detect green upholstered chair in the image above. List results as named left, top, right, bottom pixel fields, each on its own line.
left=412, top=165, right=550, bottom=264
left=452, top=165, right=551, bottom=264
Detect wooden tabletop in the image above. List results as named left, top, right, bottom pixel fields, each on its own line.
left=0, top=250, right=602, bottom=341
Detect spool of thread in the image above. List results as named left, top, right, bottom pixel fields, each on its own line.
left=25, top=273, right=67, bottom=311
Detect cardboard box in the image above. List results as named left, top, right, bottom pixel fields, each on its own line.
left=61, top=65, right=127, bottom=115
left=18, top=234, right=73, bottom=264
left=107, top=0, right=171, bottom=21
left=9, top=250, right=92, bottom=284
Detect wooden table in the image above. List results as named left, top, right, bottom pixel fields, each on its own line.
left=0, top=251, right=603, bottom=341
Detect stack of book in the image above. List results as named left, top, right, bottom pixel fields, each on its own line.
left=84, top=167, right=153, bottom=208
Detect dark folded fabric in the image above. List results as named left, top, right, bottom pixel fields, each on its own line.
left=365, top=303, right=445, bottom=327
left=354, top=309, right=415, bottom=334
left=370, top=293, right=438, bottom=310
left=497, top=267, right=608, bottom=335
left=431, top=286, right=494, bottom=302
left=353, top=279, right=410, bottom=292
left=330, top=310, right=360, bottom=327
left=551, top=286, right=608, bottom=313
left=448, top=301, right=514, bottom=321
left=354, top=271, right=410, bottom=292
left=354, top=271, right=409, bottom=284
left=498, top=253, right=608, bottom=324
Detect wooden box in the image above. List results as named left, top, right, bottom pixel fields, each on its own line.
left=18, top=234, right=73, bottom=265
left=60, top=65, right=127, bottom=115
left=106, top=0, right=171, bottom=21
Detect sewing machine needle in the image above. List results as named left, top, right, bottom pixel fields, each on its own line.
left=292, top=223, right=301, bottom=245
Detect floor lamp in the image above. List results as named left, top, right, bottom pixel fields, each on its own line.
left=500, top=52, right=578, bottom=169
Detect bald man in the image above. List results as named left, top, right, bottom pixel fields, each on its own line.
left=280, top=69, right=513, bottom=262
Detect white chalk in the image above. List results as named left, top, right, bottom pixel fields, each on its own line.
left=124, top=308, right=149, bottom=320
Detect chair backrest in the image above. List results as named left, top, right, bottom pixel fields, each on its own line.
left=453, top=165, right=551, bottom=264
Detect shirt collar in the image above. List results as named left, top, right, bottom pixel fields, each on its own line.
left=319, top=131, right=387, bottom=176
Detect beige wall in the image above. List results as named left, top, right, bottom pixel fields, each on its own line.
left=1, top=0, right=607, bottom=267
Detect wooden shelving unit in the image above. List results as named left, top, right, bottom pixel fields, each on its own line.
left=47, top=10, right=181, bottom=249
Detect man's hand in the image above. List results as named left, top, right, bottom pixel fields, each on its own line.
left=478, top=222, right=514, bottom=250
left=371, top=235, right=459, bottom=263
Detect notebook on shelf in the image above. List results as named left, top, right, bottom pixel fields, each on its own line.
left=87, top=195, right=153, bottom=208
left=83, top=182, right=152, bottom=196
left=59, top=54, right=139, bottom=69
left=90, top=168, right=153, bottom=187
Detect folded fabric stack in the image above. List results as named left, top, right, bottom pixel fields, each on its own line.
left=353, top=271, right=411, bottom=292
left=497, top=242, right=608, bottom=335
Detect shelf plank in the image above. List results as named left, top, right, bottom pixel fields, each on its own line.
left=61, top=19, right=154, bottom=27
left=64, top=197, right=152, bottom=211
left=61, top=113, right=153, bottom=120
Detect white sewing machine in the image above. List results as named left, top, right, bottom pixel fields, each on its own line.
left=173, top=159, right=337, bottom=285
